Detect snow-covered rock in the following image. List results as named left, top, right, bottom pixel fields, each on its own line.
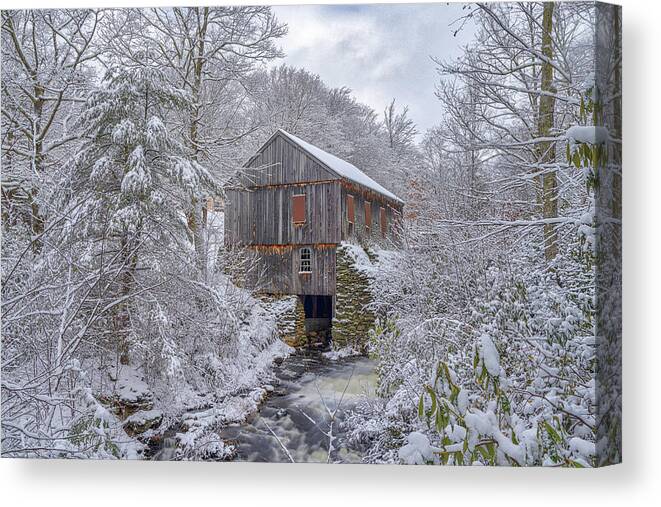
left=123, top=409, right=163, bottom=436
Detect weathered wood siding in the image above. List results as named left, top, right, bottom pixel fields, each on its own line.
left=339, top=183, right=403, bottom=246
left=224, top=130, right=403, bottom=297
left=236, top=134, right=337, bottom=187
left=247, top=245, right=336, bottom=296
left=225, top=181, right=341, bottom=246
left=225, top=132, right=342, bottom=295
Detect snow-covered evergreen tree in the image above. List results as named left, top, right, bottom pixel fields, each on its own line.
left=68, top=61, right=214, bottom=363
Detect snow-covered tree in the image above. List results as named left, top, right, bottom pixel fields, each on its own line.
left=1, top=56, right=283, bottom=459
left=101, top=6, right=287, bottom=279
left=68, top=61, right=214, bottom=364
left=1, top=3, right=619, bottom=466
left=346, top=2, right=606, bottom=468
left=1, top=9, right=102, bottom=246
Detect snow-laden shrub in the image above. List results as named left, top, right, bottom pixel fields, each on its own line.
left=349, top=239, right=596, bottom=467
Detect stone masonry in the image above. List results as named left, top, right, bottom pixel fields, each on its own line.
left=332, top=243, right=375, bottom=352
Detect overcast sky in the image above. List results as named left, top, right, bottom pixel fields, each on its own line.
left=272, top=3, right=476, bottom=135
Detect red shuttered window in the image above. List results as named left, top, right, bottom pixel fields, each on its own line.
left=292, top=194, right=306, bottom=224
left=347, top=194, right=355, bottom=223
left=365, top=201, right=372, bottom=229
left=380, top=207, right=387, bottom=236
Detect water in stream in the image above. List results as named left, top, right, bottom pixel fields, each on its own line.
left=219, top=354, right=376, bottom=463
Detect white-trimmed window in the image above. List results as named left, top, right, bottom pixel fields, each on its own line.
left=299, top=247, right=312, bottom=273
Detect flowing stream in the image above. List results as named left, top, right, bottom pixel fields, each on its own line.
left=149, top=353, right=376, bottom=462
left=218, top=353, right=376, bottom=463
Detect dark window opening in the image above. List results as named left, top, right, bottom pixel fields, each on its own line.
left=380, top=206, right=387, bottom=236
left=302, top=295, right=333, bottom=319
left=365, top=201, right=372, bottom=229
left=299, top=247, right=312, bottom=273
left=292, top=194, right=306, bottom=224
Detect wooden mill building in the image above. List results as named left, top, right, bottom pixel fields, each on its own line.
left=224, top=129, right=403, bottom=344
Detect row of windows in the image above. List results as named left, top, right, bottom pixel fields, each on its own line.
left=291, top=193, right=388, bottom=235
left=347, top=195, right=388, bottom=235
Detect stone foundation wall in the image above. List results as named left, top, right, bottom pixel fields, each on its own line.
left=257, top=243, right=378, bottom=352
left=291, top=297, right=307, bottom=348
left=332, top=243, right=375, bottom=352
left=259, top=294, right=306, bottom=348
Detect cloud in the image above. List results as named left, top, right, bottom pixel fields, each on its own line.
left=272, top=3, right=475, bottom=135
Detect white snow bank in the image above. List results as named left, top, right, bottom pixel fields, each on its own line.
left=124, top=409, right=163, bottom=426
left=278, top=129, right=403, bottom=203
left=340, top=242, right=375, bottom=275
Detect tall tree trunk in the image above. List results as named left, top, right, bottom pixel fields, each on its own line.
left=30, top=82, right=46, bottom=251
left=187, top=7, right=209, bottom=281
left=538, top=2, right=558, bottom=262
left=116, top=235, right=137, bottom=365
left=611, top=7, right=622, bottom=221
left=2, top=129, right=16, bottom=224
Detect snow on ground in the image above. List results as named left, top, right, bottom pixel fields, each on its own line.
left=93, top=278, right=295, bottom=459
left=124, top=409, right=163, bottom=426
left=175, top=339, right=293, bottom=458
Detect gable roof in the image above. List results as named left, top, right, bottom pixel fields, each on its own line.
left=247, top=129, right=403, bottom=204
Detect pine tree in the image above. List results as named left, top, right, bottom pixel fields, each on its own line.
left=68, top=61, right=214, bottom=364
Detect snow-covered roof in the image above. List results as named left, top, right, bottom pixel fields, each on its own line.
left=276, top=129, right=403, bottom=204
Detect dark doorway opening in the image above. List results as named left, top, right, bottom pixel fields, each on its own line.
left=299, top=295, right=333, bottom=348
